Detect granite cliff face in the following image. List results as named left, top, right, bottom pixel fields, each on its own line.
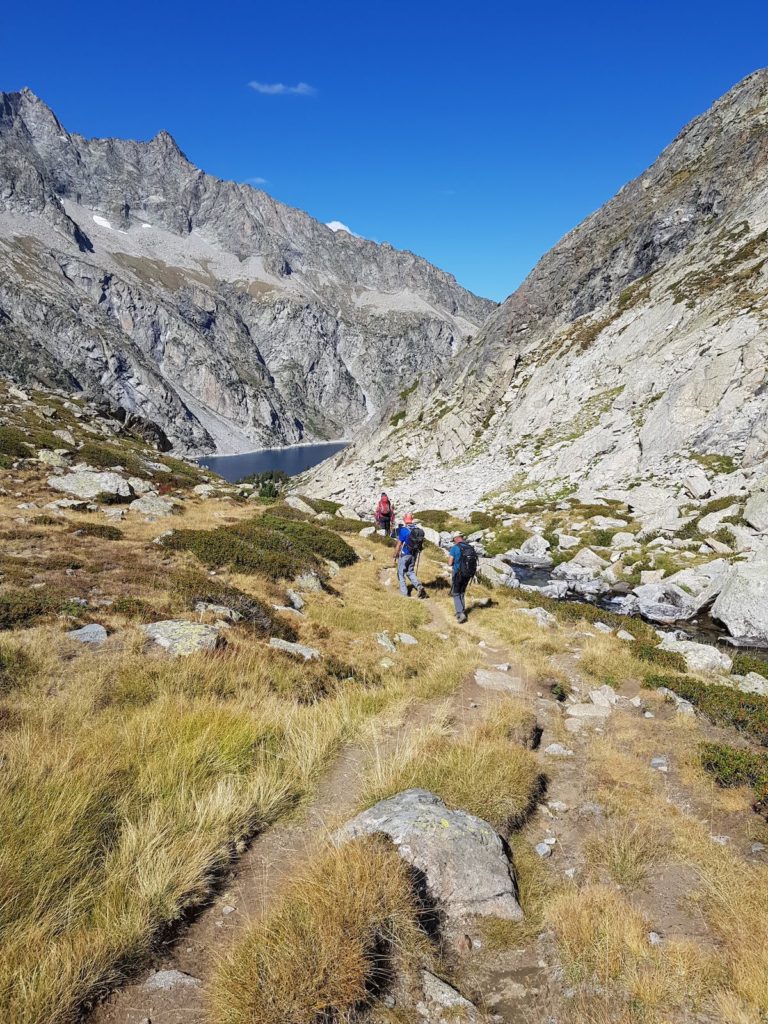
left=0, top=88, right=494, bottom=453
left=305, top=69, right=768, bottom=510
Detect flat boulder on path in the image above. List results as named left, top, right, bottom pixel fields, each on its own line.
left=141, top=620, right=225, bottom=656
left=335, top=789, right=523, bottom=931
left=474, top=668, right=525, bottom=694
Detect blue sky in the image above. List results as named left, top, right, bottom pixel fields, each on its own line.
left=5, top=1, right=768, bottom=301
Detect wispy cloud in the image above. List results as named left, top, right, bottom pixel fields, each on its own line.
left=245, top=176, right=268, bottom=186
left=248, top=81, right=316, bottom=96
left=326, top=220, right=360, bottom=238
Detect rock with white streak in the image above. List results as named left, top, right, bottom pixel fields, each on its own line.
left=658, top=636, right=733, bottom=674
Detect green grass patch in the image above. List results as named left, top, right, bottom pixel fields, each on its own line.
left=300, top=496, right=342, bottom=515
left=0, top=643, right=37, bottom=695
left=635, top=643, right=688, bottom=673
left=645, top=674, right=768, bottom=745
left=700, top=742, right=768, bottom=811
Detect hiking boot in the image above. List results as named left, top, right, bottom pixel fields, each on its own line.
left=417, top=587, right=427, bottom=599
left=457, top=614, right=468, bottom=623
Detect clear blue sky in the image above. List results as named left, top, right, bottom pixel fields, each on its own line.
left=5, top=1, right=768, bottom=301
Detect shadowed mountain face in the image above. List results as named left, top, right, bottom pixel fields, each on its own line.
left=305, top=69, right=768, bottom=510
left=0, top=88, right=494, bottom=453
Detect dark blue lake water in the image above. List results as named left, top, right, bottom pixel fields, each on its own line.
left=197, top=442, right=347, bottom=484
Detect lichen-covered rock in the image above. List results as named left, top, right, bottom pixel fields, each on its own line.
left=48, top=471, right=132, bottom=501
left=141, top=620, right=225, bottom=656
left=335, top=789, right=523, bottom=927
left=67, top=623, right=107, bottom=644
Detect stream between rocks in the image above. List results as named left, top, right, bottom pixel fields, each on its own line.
left=509, top=563, right=768, bottom=664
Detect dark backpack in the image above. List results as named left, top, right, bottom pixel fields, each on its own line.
left=407, top=526, right=425, bottom=556
left=456, top=541, right=478, bottom=580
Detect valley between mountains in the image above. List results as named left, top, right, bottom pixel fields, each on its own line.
left=1, top=69, right=768, bottom=1024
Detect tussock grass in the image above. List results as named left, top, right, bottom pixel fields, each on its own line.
left=585, top=818, right=670, bottom=886
left=360, top=700, right=543, bottom=832
left=210, top=838, right=430, bottom=1024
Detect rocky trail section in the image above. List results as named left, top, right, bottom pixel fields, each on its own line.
left=306, top=69, right=768, bottom=511
left=0, top=88, right=493, bottom=455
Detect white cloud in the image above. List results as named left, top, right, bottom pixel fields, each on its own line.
left=245, top=176, right=268, bottom=186
left=326, top=220, right=360, bottom=237
left=248, top=81, right=316, bottom=96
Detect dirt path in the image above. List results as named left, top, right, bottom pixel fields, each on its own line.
left=88, top=578, right=525, bottom=1024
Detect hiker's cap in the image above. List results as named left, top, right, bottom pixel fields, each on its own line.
left=403, top=513, right=414, bottom=524
left=452, top=532, right=464, bottom=540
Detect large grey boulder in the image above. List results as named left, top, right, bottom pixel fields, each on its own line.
left=129, top=492, right=178, bottom=517
left=684, top=469, right=711, bottom=499
left=67, top=623, right=107, bottom=645
left=658, top=636, right=733, bottom=674
left=416, top=971, right=485, bottom=1022
left=624, top=582, right=698, bottom=623
left=745, top=478, right=768, bottom=532
left=712, top=560, right=768, bottom=643
left=335, top=789, right=523, bottom=928
left=48, top=470, right=132, bottom=501
left=141, top=620, right=225, bottom=656
left=284, top=495, right=317, bottom=516
left=665, top=559, right=728, bottom=612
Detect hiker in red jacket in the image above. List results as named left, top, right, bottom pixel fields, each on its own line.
left=375, top=492, right=394, bottom=536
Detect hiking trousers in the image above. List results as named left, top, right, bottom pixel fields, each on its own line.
left=398, top=553, right=422, bottom=595
left=451, top=575, right=469, bottom=619
left=378, top=514, right=391, bottom=536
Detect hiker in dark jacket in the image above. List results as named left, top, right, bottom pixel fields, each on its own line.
left=394, top=513, right=426, bottom=598
left=375, top=492, right=394, bottom=536
left=448, top=531, right=476, bottom=623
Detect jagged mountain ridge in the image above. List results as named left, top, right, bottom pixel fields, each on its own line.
left=305, top=69, right=768, bottom=510
left=0, top=88, right=494, bottom=453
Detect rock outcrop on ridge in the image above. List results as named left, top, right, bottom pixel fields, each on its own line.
left=305, top=70, right=768, bottom=512
left=0, top=88, right=494, bottom=454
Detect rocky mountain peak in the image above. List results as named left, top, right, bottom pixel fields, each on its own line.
left=0, top=90, right=494, bottom=454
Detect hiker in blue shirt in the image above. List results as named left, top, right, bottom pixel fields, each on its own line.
left=448, top=531, right=477, bottom=623
left=394, top=513, right=426, bottom=598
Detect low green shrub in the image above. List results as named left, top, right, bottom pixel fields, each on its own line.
left=635, top=643, right=688, bottom=673
left=514, top=593, right=657, bottom=641
left=30, top=514, right=62, bottom=527
left=269, top=656, right=382, bottom=705
left=170, top=568, right=296, bottom=640
left=0, top=642, right=37, bottom=694
left=68, top=523, right=123, bottom=541
left=645, top=674, right=768, bottom=745
left=0, top=590, right=54, bottom=631
left=301, top=496, right=342, bottom=515
left=111, top=596, right=160, bottom=621
left=700, top=741, right=768, bottom=811
left=485, top=525, right=530, bottom=557
left=257, top=516, right=358, bottom=567
left=732, top=653, right=768, bottom=680
left=0, top=427, right=32, bottom=459
left=412, top=509, right=451, bottom=530
left=469, top=511, right=497, bottom=530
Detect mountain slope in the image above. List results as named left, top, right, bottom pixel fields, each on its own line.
left=305, top=69, right=768, bottom=509
left=0, top=88, right=494, bottom=453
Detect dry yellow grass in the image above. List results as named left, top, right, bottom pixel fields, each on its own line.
left=210, top=837, right=430, bottom=1024
left=0, top=514, right=478, bottom=1023
left=360, top=698, right=543, bottom=832
left=585, top=817, right=671, bottom=887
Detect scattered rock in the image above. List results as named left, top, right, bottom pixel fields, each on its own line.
left=143, top=969, right=201, bottom=991
left=359, top=525, right=376, bottom=537
left=648, top=931, right=663, bottom=946
left=376, top=631, right=397, bottom=652
left=284, top=495, right=317, bottom=515
left=683, top=469, right=711, bottom=500
left=141, top=620, right=225, bottom=656
left=590, top=684, right=617, bottom=707
left=617, top=629, right=635, bottom=641
left=650, top=756, right=669, bottom=773
left=269, top=637, right=320, bottom=660
left=194, top=601, right=242, bottom=622
left=37, top=448, right=69, bottom=469
left=395, top=632, right=418, bottom=645
left=417, top=970, right=484, bottom=1022
left=744, top=478, right=768, bottom=532
left=516, top=607, right=557, bottom=629
left=474, top=668, right=525, bottom=694
left=286, top=588, right=305, bottom=610
left=737, top=672, right=768, bottom=696
left=567, top=703, right=611, bottom=719
left=67, top=623, right=107, bottom=644
left=293, top=571, right=324, bottom=593
left=129, top=492, right=178, bottom=517
left=543, top=743, right=574, bottom=757
left=534, top=842, right=552, bottom=858
left=335, top=789, right=523, bottom=928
